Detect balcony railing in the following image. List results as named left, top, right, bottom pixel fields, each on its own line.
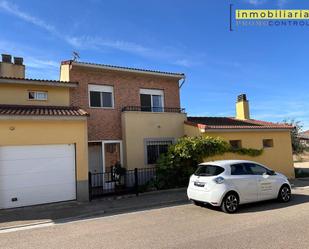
left=122, top=106, right=185, bottom=113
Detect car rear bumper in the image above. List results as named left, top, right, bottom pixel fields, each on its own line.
left=187, top=185, right=226, bottom=206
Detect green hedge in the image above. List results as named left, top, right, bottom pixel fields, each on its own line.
left=154, top=136, right=263, bottom=189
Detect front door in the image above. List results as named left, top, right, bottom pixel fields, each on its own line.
left=88, top=141, right=123, bottom=191
left=103, top=142, right=122, bottom=172
left=244, top=163, right=276, bottom=201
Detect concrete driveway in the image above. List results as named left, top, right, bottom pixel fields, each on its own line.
left=0, top=186, right=309, bottom=249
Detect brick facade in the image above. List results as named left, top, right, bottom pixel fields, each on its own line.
left=69, top=66, right=181, bottom=141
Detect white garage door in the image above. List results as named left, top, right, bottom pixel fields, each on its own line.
left=0, top=144, right=76, bottom=209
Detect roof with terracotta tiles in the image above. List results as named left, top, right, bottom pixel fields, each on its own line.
left=186, top=117, right=293, bottom=130
left=0, top=76, right=78, bottom=87
left=62, top=60, right=185, bottom=78
left=0, top=105, right=88, bottom=117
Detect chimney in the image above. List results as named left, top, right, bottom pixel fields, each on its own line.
left=14, top=57, right=23, bottom=65
left=2, top=54, right=12, bottom=63
left=236, top=94, right=250, bottom=120
left=0, top=54, right=25, bottom=78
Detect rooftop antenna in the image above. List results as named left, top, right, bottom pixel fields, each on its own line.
left=72, top=51, right=80, bottom=61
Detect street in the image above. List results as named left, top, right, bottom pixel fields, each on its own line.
left=1, top=187, right=309, bottom=249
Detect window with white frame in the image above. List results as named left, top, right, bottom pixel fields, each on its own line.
left=140, top=89, right=164, bottom=112
left=28, top=91, right=48, bottom=101
left=89, top=84, right=114, bottom=108
left=145, top=139, right=173, bottom=164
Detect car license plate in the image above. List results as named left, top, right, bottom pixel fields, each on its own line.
left=194, top=181, right=205, bottom=187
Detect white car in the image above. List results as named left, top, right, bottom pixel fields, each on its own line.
left=187, top=160, right=291, bottom=213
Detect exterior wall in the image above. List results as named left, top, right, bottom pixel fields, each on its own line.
left=0, top=119, right=89, bottom=201
left=60, top=64, right=70, bottom=82
left=184, top=123, right=202, bottom=137
left=0, top=84, right=70, bottom=106
left=0, top=62, right=25, bottom=78
left=184, top=125, right=294, bottom=178
left=64, top=65, right=181, bottom=141
left=122, top=111, right=186, bottom=169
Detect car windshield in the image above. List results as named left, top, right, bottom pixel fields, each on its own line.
left=194, top=165, right=224, bottom=176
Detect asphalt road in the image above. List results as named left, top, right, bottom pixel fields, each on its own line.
left=1, top=187, right=309, bottom=249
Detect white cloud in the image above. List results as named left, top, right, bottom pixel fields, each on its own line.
left=173, top=59, right=193, bottom=68
left=0, top=0, right=57, bottom=34
left=244, top=0, right=290, bottom=7
left=0, top=38, right=59, bottom=80
left=0, top=1, right=194, bottom=68
left=26, top=57, right=58, bottom=69
left=65, top=36, right=150, bottom=55
left=245, top=0, right=268, bottom=6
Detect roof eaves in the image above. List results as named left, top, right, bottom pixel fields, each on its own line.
left=0, top=105, right=89, bottom=117
left=62, top=60, right=185, bottom=79
left=0, top=77, right=78, bottom=87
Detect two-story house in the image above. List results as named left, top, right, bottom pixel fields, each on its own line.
left=0, top=55, right=89, bottom=209
left=0, top=54, right=295, bottom=209
left=60, top=60, right=187, bottom=174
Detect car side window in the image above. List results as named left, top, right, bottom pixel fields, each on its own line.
left=245, top=163, right=268, bottom=175
left=230, top=163, right=249, bottom=175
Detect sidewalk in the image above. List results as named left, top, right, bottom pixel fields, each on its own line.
left=0, top=188, right=188, bottom=230
left=290, top=177, right=309, bottom=189
left=1, top=178, right=309, bottom=231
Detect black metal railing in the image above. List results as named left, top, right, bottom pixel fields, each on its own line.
left=121, top=106, right=185, bottom=113
left=88, top=167, right=156, bottom=200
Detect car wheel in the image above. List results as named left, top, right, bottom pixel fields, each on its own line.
left=278, top=185, right=291, bottom=202
left=221, top=192, right=239, bottom=213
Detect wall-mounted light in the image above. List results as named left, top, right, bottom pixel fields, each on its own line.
left=9, top=126, right=15, bottom=131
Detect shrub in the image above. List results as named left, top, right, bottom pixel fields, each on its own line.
left=155, top=136, right=263, bottom=189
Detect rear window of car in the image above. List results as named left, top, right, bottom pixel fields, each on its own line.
left=230, top=163, right=249, bottom=175
left=194, top=165, right=225, bottom=176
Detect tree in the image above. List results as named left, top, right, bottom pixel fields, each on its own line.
left=282, top=119, right=305, bottom=154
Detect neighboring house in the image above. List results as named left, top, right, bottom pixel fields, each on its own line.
left=0, top=54, right=89, bottom=209
left=299, top=130, right=309, bottom=147
left=184, top=94, right=295, bottom=178
left=60, top=60, right=187, bottom=173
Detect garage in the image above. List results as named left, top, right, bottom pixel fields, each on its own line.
left=0, top=144, right=76, bottom=209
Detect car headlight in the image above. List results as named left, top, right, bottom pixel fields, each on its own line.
left=214, top=176, right=225, bottom=184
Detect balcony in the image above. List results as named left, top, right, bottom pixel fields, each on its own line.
left=121, top=106, right=185, bottom=113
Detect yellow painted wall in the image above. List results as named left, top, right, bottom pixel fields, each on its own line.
left=0, top=62, right=25, bottom=78
left=60, top=64, right=70, bottom=82
left=0, top=84, right=70, bottom=106
left=184, top=123, right=202, bottom=137
left=236, top=100, right=250, bottom=119
left=184, top=124, right=294, bottom=178
left=122, top=112, right=186, bottom=169
left=0, top=119, right=88, bottom=182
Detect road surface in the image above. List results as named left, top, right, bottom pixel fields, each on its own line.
left=1, top=187, right=309, bottom=249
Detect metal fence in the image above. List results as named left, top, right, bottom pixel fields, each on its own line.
left=88, top=167, right=156, bottom=200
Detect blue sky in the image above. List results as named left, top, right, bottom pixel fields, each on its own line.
left=0, top=0, right=308, bottom=129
